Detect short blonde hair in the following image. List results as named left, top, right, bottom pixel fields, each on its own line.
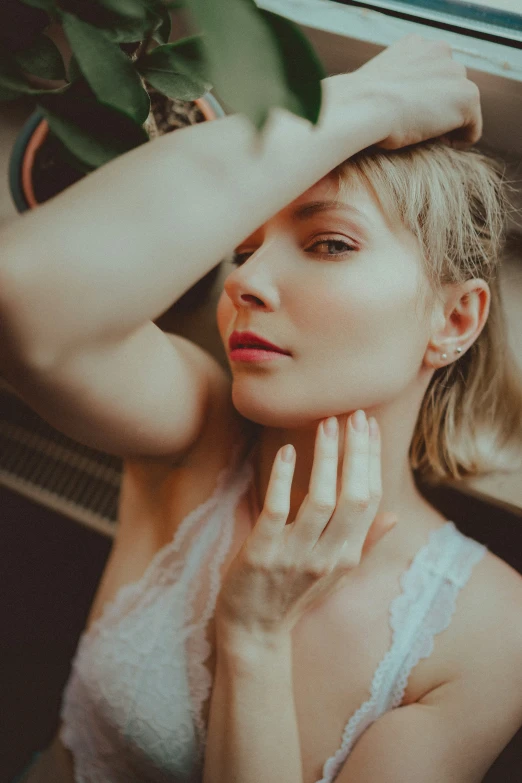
left=331, top=141, right=522, bottom=484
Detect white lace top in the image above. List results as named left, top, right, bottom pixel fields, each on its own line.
left=59, top=437, right=487, bottom=783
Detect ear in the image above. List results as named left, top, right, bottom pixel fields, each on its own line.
left=424, top=279, right=490, bottom=370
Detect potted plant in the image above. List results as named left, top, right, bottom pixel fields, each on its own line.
left=0, top=0, right=327, bottom=312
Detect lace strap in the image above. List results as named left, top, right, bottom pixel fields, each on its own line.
left=315, top=522, right=487, bottom=783
left=387, top=526, right=487, bottom=712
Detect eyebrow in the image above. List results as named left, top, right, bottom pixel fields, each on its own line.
left=291, top=200, right=372, bottom=231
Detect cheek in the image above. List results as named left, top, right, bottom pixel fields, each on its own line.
left=216, top=291, right=231, bottom=339
left=295, top=276, right=403, bottom=342
left=297, top=269, right=424, bottom=370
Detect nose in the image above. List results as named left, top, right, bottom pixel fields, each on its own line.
left=224, top=267, right=278, bottom=312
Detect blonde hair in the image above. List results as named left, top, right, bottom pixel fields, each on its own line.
left=331, top=140, right=522, bottom=485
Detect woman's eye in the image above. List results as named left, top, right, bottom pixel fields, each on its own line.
left=230, top=252, right=250, bottom=267
left=308, top=239, right=356, bottom=256
left=230, top=238, right=355, bottom=267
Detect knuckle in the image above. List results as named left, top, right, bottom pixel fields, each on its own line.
left=349, top=494, right=371, bottom=512
left=449, top=57, right=466, bottom=73
left=307, top=559, right=333, bottom=579
left=263, top=504, right=287, bottom=523
left=339, top=552, right=359, bottom=570
left=468, top=80, right=480, bottom=100
left=309, top=496, right=336, bottom=515
left=242, top=547, right=266, bottom=570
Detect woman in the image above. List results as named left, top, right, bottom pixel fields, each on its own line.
left=4, top=33, right=522, bottom=783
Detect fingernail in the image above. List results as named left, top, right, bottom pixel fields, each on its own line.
left=352, top=409, right=367, bottom=432
left=282, top=444, right=295, bottom=463
left=323, top=416, right=338, bottom=437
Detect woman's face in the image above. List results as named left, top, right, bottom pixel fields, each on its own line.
left=216, top=172, right=435, bottom=429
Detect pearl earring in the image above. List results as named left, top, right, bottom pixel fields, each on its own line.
left=440, top=347, right=463, bottom=362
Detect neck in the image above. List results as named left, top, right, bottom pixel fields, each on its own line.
left=247, top=414, right=446, bottom=571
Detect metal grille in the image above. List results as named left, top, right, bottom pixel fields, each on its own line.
left=0, top=377, right=121, bottom=538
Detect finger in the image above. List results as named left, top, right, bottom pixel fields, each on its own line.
left=444, top=88, right=483, bottom=148
left=342, top=410, right=370, bottom=510
left=354, top=418, right=390, bottom=556
left=294, top=417, right=339, bottom=547
left=316, top=410, right=371, bottom=554
left=368, top=416, right=382, bottom=503
left=256, top=444, right=295, bottom=541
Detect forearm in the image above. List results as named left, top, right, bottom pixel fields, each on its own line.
left=203, top=632, right=302, bottom=783
left=0, top=74, right=390, bottom=367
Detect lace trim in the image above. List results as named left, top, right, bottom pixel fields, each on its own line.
left=388, top=530, right=486, bottom=712
left=60, top=435, right=257, bottom=781
left=79, top=440, right=246, bottom=646
left=315, top=522, right=488, bottom=783
left=185, top=461, right=256, bottom=760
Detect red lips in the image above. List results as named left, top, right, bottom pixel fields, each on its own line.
left=229, top=330, right=290, bottom=355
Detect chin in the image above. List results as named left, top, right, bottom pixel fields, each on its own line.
left=230, top=387, right=314, bottom=430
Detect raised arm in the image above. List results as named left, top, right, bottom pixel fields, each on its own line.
left=0, top=74, right=389, bottom=457
left=0, top=75, right=387, bottom=367
left=0, top=33, right=480, bottom=458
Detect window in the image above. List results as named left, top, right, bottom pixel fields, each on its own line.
left=339, top=0, right=522, bottom=44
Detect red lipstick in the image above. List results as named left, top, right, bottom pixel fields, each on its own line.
left=229, top=331, right=291, bottom=362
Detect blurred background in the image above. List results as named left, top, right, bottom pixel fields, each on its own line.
left=1, top=0, right=522, bottom=780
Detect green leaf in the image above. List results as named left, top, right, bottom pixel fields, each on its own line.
left=0, top=50, right=67, bottom=95
left=96, top=0, right=149, bottom=20
left=38, top=88, right=149, bottom=167
left=101, top=21, right=155, bottom=44
left=14, top=33, right=66, bottom=81
left=126, top=0, right=172, bottom=45
left=257, top=9, right=326, bottom=124
left=143, top=71, right=207, bottom=101
left=40, top=106, right=117, bottom=167
left=0, top=85, right=23, bottom=101
left=55, top=1, right=159, bottom=44
left=0, top=0, right=52, bottom=55
left=19, top=0, right=56, bottom=12
left=151, top=6, right=172, bottom=45
left=184, top=0, right=322, bottom=132
left=61, top=12, right=150, bottom=124
left=66, top=53, right=82, bottom=82
left=138, top=36, right=212, bottom=100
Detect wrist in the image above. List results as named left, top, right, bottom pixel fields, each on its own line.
left=216, top=617, right=292, bottom=667
left=320, top=71, right=394, bottom=150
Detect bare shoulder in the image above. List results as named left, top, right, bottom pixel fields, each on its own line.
left=448, top=544, right=522, bottom=704
left=422, top=546, right=522, bottom=766
left=464, top=545, right=522, bottom=644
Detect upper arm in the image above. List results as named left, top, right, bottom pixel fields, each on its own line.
left=1, top=321, right=228, bottom=459
left=336, top=570, right=522, bottom=783
left=15, top=727, right=75, bottom=783
left=336, top=678, right=522, bottom=783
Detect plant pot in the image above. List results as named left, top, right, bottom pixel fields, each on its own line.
left=8, top=89, right=226, bottom=313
